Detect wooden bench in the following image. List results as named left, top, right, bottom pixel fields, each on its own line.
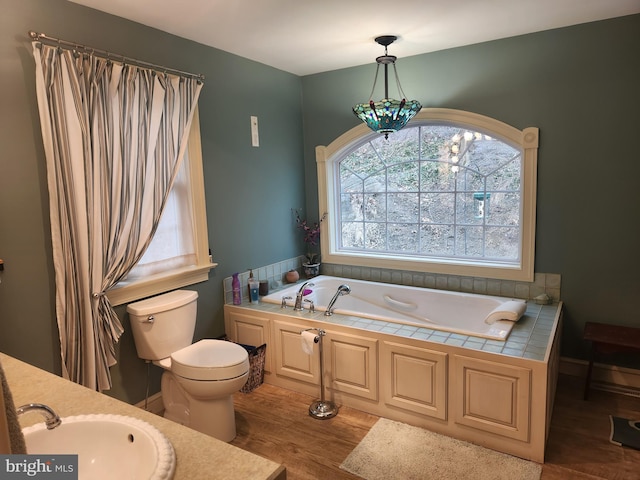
left=583, top=321, right=640, bottom=400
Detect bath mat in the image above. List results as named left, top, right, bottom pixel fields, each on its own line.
left=610, top=415, right=640, bottom=450
left=340, top=418, right=541, bottom=480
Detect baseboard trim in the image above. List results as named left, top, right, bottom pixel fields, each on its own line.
left=559, top=356, right=640, bottom=397
left=134, top=391, right=164, bottom=415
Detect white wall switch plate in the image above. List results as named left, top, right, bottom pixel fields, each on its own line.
left=251, top=115, right=259, bottom=147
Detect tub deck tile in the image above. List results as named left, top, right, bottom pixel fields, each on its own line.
left=517, top=317, right=536, bottom=328
left=529, top=334, right=551, bottom=347
left=463, top=339, right=486, bottom=349
left=398, top=326, right=419, bottom=335
left=524, top=344, right=547, bottom=357
left=430, top=331, right=449, bottom=338
left=243, top=291, right=559, bottom=364
left=532, top=324, right=553, bottom=334
left=352, top=320, right=374, bottom=329
left=365, top=323, right=385, bottom=332
left=508, top=330, right=532, bottom=340
left=337, top=318, right=356, bottom=326
left=502, top=346, right=525, bottom=356
left=482, top=344, right=504, bottom=353
left=504, top=336, right=527, bottom=345
left=381, top=325, right=401, bottom=334
left=523, top=351, right=544, bottom=360
left=410, top=331, right=431, bottom=340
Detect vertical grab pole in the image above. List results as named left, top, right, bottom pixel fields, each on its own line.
left=318, top=330, right=326, bottom=403
left=306, top=328, right=338, bottom=419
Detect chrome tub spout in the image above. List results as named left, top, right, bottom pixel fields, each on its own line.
left=325, top=284, right=351, bottom=316
left=293, top=281, right=315, bottom=311
left=16, top=403, right=62, bottom=430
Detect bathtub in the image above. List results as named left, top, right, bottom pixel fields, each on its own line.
left=261, top=275, right=524, bottom=340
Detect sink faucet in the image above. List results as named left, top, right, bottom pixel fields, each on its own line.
left=325, top=284, right=351, bottom=316
left=16, top=403, right=62, bottom=430
left=293, top=281, right=314, bottom=311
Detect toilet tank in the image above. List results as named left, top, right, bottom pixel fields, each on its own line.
left=126, top=290, right=198, bottom=361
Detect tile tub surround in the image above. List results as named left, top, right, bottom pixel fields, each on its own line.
left=224, top=259, right=559, bottom=360
left=225, top=257, right=305, bottom=304
left=224, top=257, right=561, bottom=306
left=321, top=264, right=561, bottom=302
left=229, top=292, right=557, bottom=362
left=1, top=353, right=285, bottom=480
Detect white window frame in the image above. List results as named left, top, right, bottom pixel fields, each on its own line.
left=316, top=108, right=539, bottom=281
left=107, top=107, right=214, bottom=306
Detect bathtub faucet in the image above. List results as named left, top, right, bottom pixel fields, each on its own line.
left=16, top=403, right=62, bottom=430
left=325, top=284, right=351, bottom=316
left=293, top=281, right=315, bottom=311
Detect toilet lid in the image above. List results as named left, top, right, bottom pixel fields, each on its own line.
left=170, top=339, right=249, bottom=381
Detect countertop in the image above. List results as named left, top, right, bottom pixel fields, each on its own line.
left=1, top=352, right=286, bottom=480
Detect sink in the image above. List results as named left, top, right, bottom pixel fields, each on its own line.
left=22, top=414, right=175, bottom=480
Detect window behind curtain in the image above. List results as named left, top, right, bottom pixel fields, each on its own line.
left=125, top=151, right=196, bottom=281
left=107, top=107, right=212, bottom=306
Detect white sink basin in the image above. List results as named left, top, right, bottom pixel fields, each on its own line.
left=23, top=414, right=175, bottom=480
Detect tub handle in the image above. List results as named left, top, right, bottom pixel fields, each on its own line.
left=304, top=299, right=315, bottom=313
left=383, top=295, right=417, bottom=311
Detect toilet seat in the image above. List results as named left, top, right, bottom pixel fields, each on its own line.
left=170, top=339, right=249, bottom=381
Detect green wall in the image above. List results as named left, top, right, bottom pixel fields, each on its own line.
left=301, top=15, right=640, bottom=361
left=0, top=0, right=304, bottom=402
left=1, top=0, right=639, bottom=405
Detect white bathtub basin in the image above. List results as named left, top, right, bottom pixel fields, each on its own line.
left=23, top=414, right=175, bottom=480
left=263, top=275, right=523, bottom=340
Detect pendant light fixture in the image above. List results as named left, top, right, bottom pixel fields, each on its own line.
left=352, top=35, right=421, bottom=139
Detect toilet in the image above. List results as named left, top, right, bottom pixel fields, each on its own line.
left=127, top=290, right=249, bottom=442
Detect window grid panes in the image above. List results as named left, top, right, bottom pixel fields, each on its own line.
left=337, top=124, right=522, bottom=264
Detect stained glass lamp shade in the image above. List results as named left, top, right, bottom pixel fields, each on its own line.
left=352, top=35, right=421, bottom=139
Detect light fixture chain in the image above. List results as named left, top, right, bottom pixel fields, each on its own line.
left=367, top=63, right=381, bottom=101
left=392, top=63, right=409, bottom=100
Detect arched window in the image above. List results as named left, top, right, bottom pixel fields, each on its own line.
left=316, top=109, right=539, bottom=281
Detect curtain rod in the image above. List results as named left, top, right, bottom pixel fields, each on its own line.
left=28, top=30, right=205, bottom=83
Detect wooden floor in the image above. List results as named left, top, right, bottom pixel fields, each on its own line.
left=230, top=374, right=640, bottom=480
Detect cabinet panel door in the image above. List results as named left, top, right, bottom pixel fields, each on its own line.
left=326, top=331, right=378, bottom=401
left=382, top=341, right=448, bottom=420
left=453, top=355, right=531, bottom=441
left=273, top=319, right=319, bottom=384
left=225, top=309, right=271, bottom=373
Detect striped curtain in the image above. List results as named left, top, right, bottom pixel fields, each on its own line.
left=32, top=43, right=202, bottom=391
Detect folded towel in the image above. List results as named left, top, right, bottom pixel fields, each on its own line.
left=484, top=300, right=527, bottom=325
left=0, top=359, right=27, bottom=454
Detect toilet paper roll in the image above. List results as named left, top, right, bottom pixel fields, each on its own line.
left=300, top=330, right=317, bottom=355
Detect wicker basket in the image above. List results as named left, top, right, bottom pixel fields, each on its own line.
left=238, top=343, right=266, bottom=393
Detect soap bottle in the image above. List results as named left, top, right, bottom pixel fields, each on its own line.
left=248, top=269, right=260, bottom=304
left=247, top=269, right=254, bottom=298
left=232, top=273, right=242, bottom=305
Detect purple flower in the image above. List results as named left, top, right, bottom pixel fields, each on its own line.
left=295, top=212, right=327, bottom=263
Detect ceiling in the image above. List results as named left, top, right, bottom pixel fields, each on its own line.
left=69, top=0, right=640, bottom=76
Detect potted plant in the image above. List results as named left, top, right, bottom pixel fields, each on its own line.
left=295, top=210, right=326, bottom=278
